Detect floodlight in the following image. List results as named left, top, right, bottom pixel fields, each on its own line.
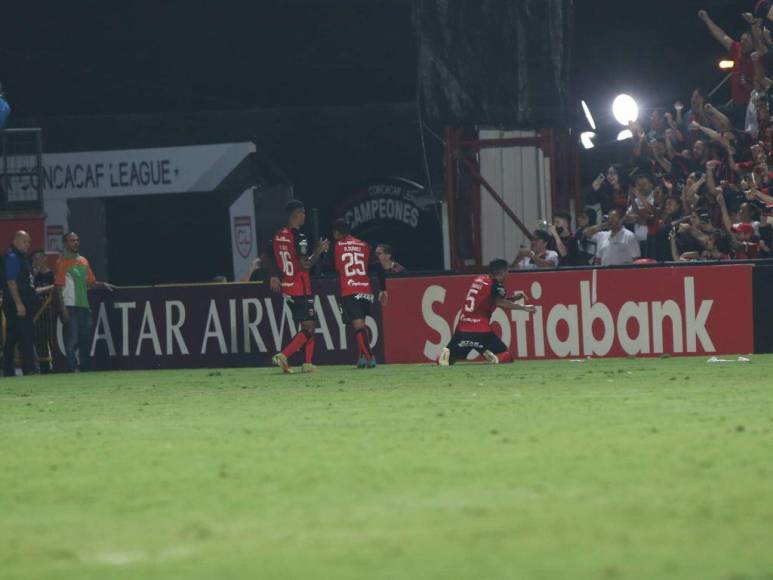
left=612, top=94, right=639, bottom=126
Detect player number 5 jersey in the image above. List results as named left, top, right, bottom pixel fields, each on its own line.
left=334, top=235, right=373, bottom=297
left=456, top=274, right=506, bottom=333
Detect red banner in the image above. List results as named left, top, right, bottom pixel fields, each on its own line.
left=383, top=265, right=754, bottom=363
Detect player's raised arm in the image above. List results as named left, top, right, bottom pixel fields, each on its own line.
left=300, top=237, right=329, bottom=271
left=698, top=10, right=734, bottom=51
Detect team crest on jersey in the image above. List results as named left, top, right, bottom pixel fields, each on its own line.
left=298, top=238, right=309, bottom=255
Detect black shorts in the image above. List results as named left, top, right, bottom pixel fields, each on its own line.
left=339, top=294, right=372, bottom=323
left=448, top=331, right=507, bottom=360
left=285, top=295, right=316, bottom=323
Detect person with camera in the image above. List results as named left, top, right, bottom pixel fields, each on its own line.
left=588, top=164, right=628, bottom=215
left=547, top=212, right=579, bottom=266
left=512, top=230, right=559, bottom=269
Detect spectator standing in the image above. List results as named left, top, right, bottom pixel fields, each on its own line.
left=547, top=212, right=579, bottom=266
left=32, top=250, right=55, bottom=291
left=681, top=89, right=709, bottom=137
left=375, top=243, right=405, bottom=273
left=584, top=210, right=641, bottom=266
left=512, top=230, right=559, bottom=269
left=626, top=174, right=658, bottom=256
left=55, top=232, right=114, bottom=372
left=574, top=209, right=597, bottom=265
left=653, top=196, right=684, bottom=261
left=3, top=231, right=36, bottom=376
left=699, top=9, right=754, bottom=123
left=0, top=83, right=10, bottom=129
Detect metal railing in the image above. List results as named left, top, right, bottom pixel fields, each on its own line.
left=0, top=289, right=57, bottom=373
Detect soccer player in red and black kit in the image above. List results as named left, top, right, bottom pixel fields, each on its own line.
left=331, top=219, right=387, bottom=368
left=437, top=259, right=535, bottom=366
left=270, top=200, right=329, bottom=374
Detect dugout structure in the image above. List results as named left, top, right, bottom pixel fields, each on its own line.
left=4, top=142, right=292, bottom=285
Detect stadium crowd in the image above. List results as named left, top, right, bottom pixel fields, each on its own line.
left=541, top=6, right=773, bottom=268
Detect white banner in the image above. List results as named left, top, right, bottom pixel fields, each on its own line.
left=6, top=142, right=254, bottom=201
left=11, top=142, right=256, bottom=252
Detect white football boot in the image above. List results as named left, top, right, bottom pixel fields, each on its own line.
left=482, top=350, right=499, bottom=364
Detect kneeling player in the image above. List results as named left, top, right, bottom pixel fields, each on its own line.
left=437, top=259, right=535, bottom=366
left=332, top=219, right=387, bottom=368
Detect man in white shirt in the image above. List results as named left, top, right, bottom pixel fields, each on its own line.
left=585, top=209, right=641, bottom=266
left=513, top=229, right=560, bottom=269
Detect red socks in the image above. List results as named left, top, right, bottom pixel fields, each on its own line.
left=304, top=335, right=316, bottom=364
left=282, top=330, right=311, bottom=359
left=355, top=328, right=372, bottom=359
left=497, top=352, right=513, bottom=364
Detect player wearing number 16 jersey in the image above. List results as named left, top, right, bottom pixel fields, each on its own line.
left=269, top=200, right=329, bottom=374
left=331, top=219, right=387, bottom=368
left=437, top=259, right=536, bottom=366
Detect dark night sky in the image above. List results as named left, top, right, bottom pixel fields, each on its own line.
left=2, top=0, right=414, bottom=117
left=0, top=0, right=755, bottom=122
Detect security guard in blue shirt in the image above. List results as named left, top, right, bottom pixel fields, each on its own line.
left=3, top=231, right=36, bottom=375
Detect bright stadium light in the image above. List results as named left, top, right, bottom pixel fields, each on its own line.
left=580, top=131, right=596, bottom=150
left=718, top=59, right=735, bottom=70
left=612, top=94, right=639, bottom=126
left=617, top=129, right=633, bottom=141
left=581, top=100, right=596, bottom=130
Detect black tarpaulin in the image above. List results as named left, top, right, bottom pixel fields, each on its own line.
left=413, top=0, right=572, bottom=127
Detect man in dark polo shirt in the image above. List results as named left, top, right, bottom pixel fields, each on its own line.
left=3, top=231, right=36, bottom=376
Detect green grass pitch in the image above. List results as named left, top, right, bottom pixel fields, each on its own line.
left=2, top=356, right=773, bottom=580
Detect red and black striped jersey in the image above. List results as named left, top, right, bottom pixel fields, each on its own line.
left=271, top=227, right=311, bottom=296
left=456, top=274, right=506, bottom=333
left=334, top=235, right=373, bottom=297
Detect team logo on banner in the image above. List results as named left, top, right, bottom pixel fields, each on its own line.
left=233, top=216, right=253, bottom=258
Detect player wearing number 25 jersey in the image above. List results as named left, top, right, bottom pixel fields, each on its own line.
left=331, top=219, right=387, bottom=369
left=437, top=259, right=536, bottom=366
left=269, top=200, right=329, bottom=374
